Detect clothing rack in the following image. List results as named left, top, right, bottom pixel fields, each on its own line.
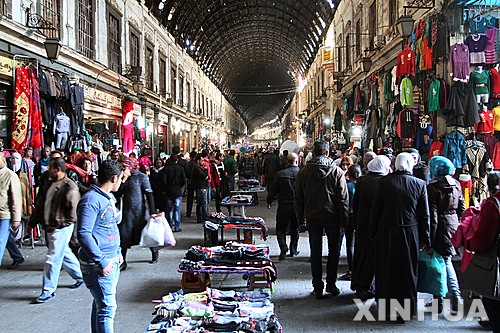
left=12, top=55, right=39, bottom=86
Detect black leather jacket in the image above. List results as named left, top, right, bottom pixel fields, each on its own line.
left=266, top=165, right=299, bottom=205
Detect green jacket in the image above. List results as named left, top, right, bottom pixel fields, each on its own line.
left=400, top=77, right=414, bottom=107
left=223, top=156, right=237, bottom=176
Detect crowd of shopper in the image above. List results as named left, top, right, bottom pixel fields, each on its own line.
left=2, top=138, right=500, bottom=330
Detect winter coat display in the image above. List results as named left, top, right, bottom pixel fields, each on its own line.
left=443, top=82, right=480, bottom=127
left=427, top=175, right=466, bottom=256
left=116, top=171, right=155, bottom=249
left=351, top=172, right=385, bottom=293
left=369, top=171, right=430, bottom=317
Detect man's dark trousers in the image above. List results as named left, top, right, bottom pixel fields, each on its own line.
left=276, top=204, right=299, bottom=256
left=307, top=222, right=341, bottom=291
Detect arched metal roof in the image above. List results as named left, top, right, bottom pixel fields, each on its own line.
left=145, top=0, right=336, bottom=132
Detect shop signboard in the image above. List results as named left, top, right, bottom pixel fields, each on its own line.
left=81, top=83, right=122, bottom=110
left=0, top=56, right=13, bottom=77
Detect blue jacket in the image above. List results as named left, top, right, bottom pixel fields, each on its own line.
left=442, top=131, right=467, bottom=168
left=77, top=185, right=121, bottom=269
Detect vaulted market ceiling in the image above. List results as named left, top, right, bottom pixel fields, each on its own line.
left=145, top=0, right=336, bottom=132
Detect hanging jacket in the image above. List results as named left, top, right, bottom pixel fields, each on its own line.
left=442, top=131, right=467, bottom=168
left=397, top=108, right=415, bottom=139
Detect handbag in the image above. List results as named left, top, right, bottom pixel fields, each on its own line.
left=417, top=250, right=448, bottom=297
left=462, top=241, right=499, bottom=297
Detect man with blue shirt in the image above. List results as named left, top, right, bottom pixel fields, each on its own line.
left=77, top=160, right=125, bottom=333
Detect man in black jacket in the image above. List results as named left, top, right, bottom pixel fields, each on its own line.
left=168, top=145, right=190, bottom=195
left=267, top=153, right=300, bottom=260
left=192, top=154, right=209, bottom=223
left=185, top=150, right=197, bottom=217
left=294, top=140, right=349, bottom=300
left=163, top=155, right=186, bottom=232
left=263, top=147, right=280, bottom=188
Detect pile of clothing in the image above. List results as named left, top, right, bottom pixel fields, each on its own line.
left=146, top=288, right=282, bottom=332
left=178, top=243, right=277, bottom=283
left=206, top=213, right=269, bottom=241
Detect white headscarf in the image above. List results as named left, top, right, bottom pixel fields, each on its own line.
left=395, top=152, right=414, bottom=173
left=11, top=152, right=22, bottom=173
left=367, top=156, right=391, bottom=175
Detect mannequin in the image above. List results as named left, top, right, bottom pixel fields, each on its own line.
left=53, top=108, right=70, bottom=149
left=122, top=101, right=135, bottom=154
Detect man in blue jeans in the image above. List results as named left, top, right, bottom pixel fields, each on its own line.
left=32, top=157, right=83, bottom=303
left=77, top=160, right=125, bottom=333
left=294, top=140, right=349, bottom=299
left=0, top=151, right=22, bottom=267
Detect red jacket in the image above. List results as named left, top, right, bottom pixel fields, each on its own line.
left=493, top=142, right=500, bottom=170
left=209, top=160, right=221, bottom=187
left=465, top=193, right=500, bottom=252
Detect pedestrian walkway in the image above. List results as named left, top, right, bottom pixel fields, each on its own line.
left=0, top=193, right=482, bottom=332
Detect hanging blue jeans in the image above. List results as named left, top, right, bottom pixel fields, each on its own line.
left=81, top=262, right=120, bottom=333
left=166, top=196, right=182, bottom=229
left=0, top=218, right=11, bottom=267
left=41, top=224, right=83, bottom=297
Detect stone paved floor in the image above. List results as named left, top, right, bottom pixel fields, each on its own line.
left=0, top=192, right=486, bottom=332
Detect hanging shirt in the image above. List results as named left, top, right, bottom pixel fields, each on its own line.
left=428, top=140, right=444, bottom=160
left=475, top=109, right=494, bottom=134
left=490, top=68, right=500, bottom=98
left=396, top=49, right=416, bottom=79
left=428, top=80, right=441, bottom=112
left=465, top=35, right=489, bottom=65
left=397, top=109, right=415, bottom=139
left=469, top=16, right=487, bottom=34
left=449, top=44, right=470, bottom=81
left=493, top=106, right=500, bottom=131
left=470, top=70, right=490, bottom=95
left=400, top=77, right=414, bottom=107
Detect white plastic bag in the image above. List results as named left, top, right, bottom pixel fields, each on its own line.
left=140, top=215, right=166, bottom=247
left=163, top=215, right=176, bottom=247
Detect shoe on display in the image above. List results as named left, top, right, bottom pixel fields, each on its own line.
left=34, top=293, right=55, bottom=304
left=326, top=285, right=341, bottom=296
left=69, top=280, right=84, bottom=289
left=7, top=258, right=25, bottom=270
